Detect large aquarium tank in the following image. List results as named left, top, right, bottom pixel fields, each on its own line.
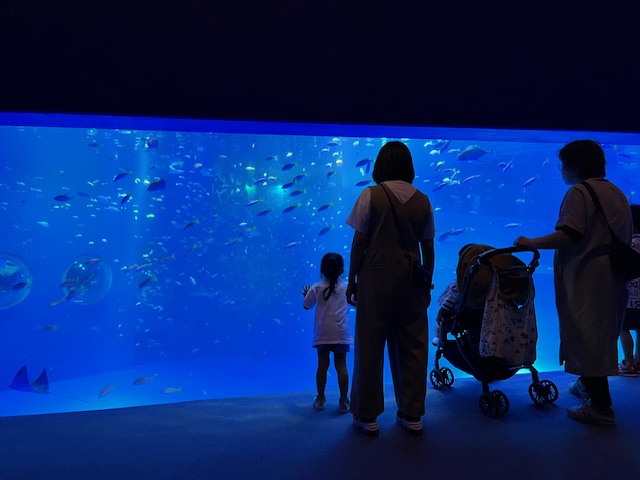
left=1, top=112, right=639, bottom=417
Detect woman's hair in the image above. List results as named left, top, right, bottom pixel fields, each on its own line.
left=320, top=252, right=344, bottom=300
left=372, top=141, right=415, bottom=184
left=631, top=204, right=640, bottom=233
left=558, top=139, right=606, bottom=180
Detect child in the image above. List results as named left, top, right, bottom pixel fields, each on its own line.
left=619, top=204, right=640, bottom=376
left=301, top=252, right=352, bottom=413
left=431, top=279, right=461, bottom=346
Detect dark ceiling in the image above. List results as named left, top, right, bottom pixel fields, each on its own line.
left=2, top=2, right=639, bottom=132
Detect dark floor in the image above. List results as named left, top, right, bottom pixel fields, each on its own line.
left=1, top=370, right=639, bottom=480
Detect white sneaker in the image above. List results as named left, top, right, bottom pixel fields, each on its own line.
left=313, top=395, right=326, bottom=410
left=353, top=416, right=379, bottom=436
left=567, top=400, right=616, bottom=426
left=568, top=379, right=591, bottom=400
left=396, top=412, right=423, bottom=436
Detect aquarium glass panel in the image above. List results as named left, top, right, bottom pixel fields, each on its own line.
left=1, top=113, right=639, bottom=416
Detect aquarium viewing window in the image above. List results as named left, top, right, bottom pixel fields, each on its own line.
left=1, top=112, right=639, bottom=417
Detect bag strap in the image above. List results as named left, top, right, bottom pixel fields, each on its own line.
left=379, top=183, right=413, bottom=263
left=581, top=181, right=617, bottom=240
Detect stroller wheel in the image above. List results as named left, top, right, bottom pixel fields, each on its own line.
left=479, top=393, right=498, bottom=417
left=440, top=367, right=454, bottom=386
left=491, top=390, right=509, bottom=415
left=529, top=382, right=549, bottom=405
left=540, top=380, right=559, bottom=403
left=429, top=369, right=445, bottom=390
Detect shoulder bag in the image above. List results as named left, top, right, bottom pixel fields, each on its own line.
left=582, top=181, right=640, bottom=280
left=379, top=184, right=433, bottom=290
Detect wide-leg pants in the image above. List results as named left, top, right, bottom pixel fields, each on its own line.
left=350, top=265, right=429, bottom=419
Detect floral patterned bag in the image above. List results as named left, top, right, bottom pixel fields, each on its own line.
left=479, top=268, right=537, bottom=365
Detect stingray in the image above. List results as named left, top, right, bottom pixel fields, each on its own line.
left=9, top=365, right=105, bottom=407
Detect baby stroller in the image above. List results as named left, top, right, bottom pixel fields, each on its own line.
left=429, top=245, right=558, bottom=417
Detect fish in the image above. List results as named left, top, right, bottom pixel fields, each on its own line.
left=326, top=171, right=336, bottom=179
left=286, top=242, right=301, bottom=248
left=318, top=202, right=333, bottom=211
left=87, top=141, right=102, bottom=148
left=355, top=158, right=374, bottom=174
left=145, top=138, right=160, bottom=149
left=429, top=139, right=451, bottom=155
left=12, top=281, right=29, bottom=290
left=147, top=179, right=167, bottom=191
left=523, top=176, right=538, bottom=188
left=257, top=209, right=272, bottom=216
left=67, top=286, right=86, bottom=301
left=76, top=191, right=90, bottom=197
left=225, top=237, right=242, bottom=246
left=432, top=182, right=448, bottom=192
left=184, top=219, right=200, bottom=230
left=318, top=225, right=334, bottom=236
left=136, top=263, right=153, bottom=271
left=138, top=276, right=154, bottom=288
left=113, top=171, right=131, bottom=182
left=54, top=194, right=72, bottom=202
left=504, top=223, right=522, bottom=228
left=265, top=155, right=277, bottom=161
left=120, top=194, right=132, bottom=205
left=239, top=226, right=256, bottom=236
left=281, top=163, right=296, bottom=171
left=283, top=204, right=301, bottom=213
left=133, top=375, right=155, bottom=385
left=37, top=221, right=49, bottom=227
left=457, top=145, right=493, bottom=161
left=438, top=228, right=467, bottom=242
left=292, top=174, right=306, bottom=182
left=254, top=177, right=269, bottom=185
left=289, top=190, right=305, bottom=196
left=499, top=159, right=514, bottom=173
left=98, top=381, right=119, bottom=398
left=183, top=243, right=198, bottom=256
left=356, top=180, right=371, bottom=187
left=160, top=387, right=182, bottom=394
left=281, top=182, right=296, bottom=189
left=462, top=175, right=481, bottom=184
left=61, top=277, right=80, bottom=287
left=160, top=254, right=175, bottom=263
left=49, top=297, right=66, bottom=307
left=44, top=325, right=58, bottom=331
left=246, top=199, right=263, bottom=206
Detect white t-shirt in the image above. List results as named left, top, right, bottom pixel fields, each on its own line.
left=303, top=278, right=353, bottom=346
left=345, top=180, right=435, bottom=239
left=628, top=233, right=640, bottom=309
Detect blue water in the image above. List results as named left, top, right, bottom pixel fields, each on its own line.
left=1, top=113, right=639, bottom=417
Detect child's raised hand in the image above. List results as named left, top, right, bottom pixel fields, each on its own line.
left=300, top=284, right=310, bottom=296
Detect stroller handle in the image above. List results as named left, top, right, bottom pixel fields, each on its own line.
left=477, top=246, right=540, bottom=266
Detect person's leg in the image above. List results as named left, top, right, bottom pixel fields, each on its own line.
left=387, top=287, right=429, bottom=420
left=350, top=273, right=392, bottom=420
left=635, top=329, right=640, bottom=366
left=316, top=348, right=330, bottom=400
left=580, top=376, right=612, bottom=410
left=333, top=352, right=348, bottom=401
left=620, top=328, right=634, bottom=363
